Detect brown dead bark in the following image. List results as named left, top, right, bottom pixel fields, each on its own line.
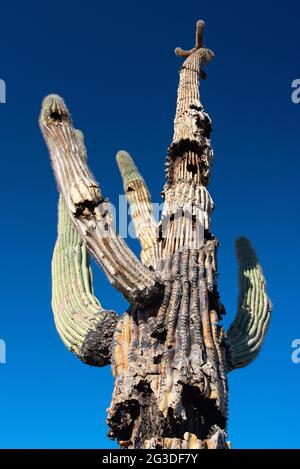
left=108, top=246, right=229, bottom=448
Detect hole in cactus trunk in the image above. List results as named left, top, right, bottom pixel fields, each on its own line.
left=50, top=111, right=62, bottom=122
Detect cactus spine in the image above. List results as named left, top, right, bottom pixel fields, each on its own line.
left=40, top=20, right=271, bottom=449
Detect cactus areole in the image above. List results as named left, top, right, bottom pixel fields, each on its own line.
left=40, top=20, right=271, bottom=449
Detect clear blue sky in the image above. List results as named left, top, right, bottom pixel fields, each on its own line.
left=0, top=0, right=299, bottom=449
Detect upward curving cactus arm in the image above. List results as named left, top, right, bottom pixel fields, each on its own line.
left=52, top=195, right=119, bottom=366
left=225, top=237, right=272, bottom=371
left=116, top=150, right=158, bottom=267
left=40, top=95, right=162, bottom=305
left=195, top=19, right=204, bottom=49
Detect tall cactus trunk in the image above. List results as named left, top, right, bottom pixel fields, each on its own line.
left=108, top=246, right=229, bottom=449
left=107, top=22, right=228, bottom=449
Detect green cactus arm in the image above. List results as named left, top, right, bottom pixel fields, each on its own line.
left=52, top=194, right=118, bottom=366
left=39, top=94, right=162, bottom=305
left=116, top=150, right=158, bottom=267
left=225, top=237, right=272, bottom=371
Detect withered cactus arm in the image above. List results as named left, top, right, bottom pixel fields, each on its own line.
left=175, top=20, right=209, bottom=80
left=39, top=95, right=162, bottom=305
left=116, top=150, right=158, bottom=267
left=52, top=194, right=118, bottom=366
left=225, top=237, right=272, bottom=371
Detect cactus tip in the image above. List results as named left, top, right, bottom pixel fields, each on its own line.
left=235, top=237, right=259, bottom=269
left=40, top=94, right=71, bottom=125
left=235, top=236, right=251, bottom=249
left=196, top=19, right=205, bottom=29
left=116, top=150, right=131, bottom=164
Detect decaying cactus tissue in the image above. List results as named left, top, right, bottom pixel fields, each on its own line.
left=39, top=20, right=271, bottom=449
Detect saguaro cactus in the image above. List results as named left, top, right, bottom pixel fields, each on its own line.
left=40, top=20, right=271, bottom=449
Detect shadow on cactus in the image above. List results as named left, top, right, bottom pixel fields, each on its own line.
left=39, top=19, right=271, bottom=449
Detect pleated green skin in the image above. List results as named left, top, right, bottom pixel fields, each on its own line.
left=226, top=237, right=272, bottom=371
left=52, top=196, right=118, bottom=366
left=116, top=150, right=145, bottom=187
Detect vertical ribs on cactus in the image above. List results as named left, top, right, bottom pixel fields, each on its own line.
left=40, top=19, right=271, bottom=449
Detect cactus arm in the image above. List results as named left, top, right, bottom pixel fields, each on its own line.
left=225, top=237, right=272, bottom=371
left=39, top=95, right=162, bottom=305
left=52, top=195, right=118, bottom=366
left=195, top=20, right=204, bottom=49
left=116, top=150, right=158, bottom=267
left=174, top=47, right=195, bottom=58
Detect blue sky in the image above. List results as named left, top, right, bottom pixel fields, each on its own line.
left=0, top=0, right=300, bottom=448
